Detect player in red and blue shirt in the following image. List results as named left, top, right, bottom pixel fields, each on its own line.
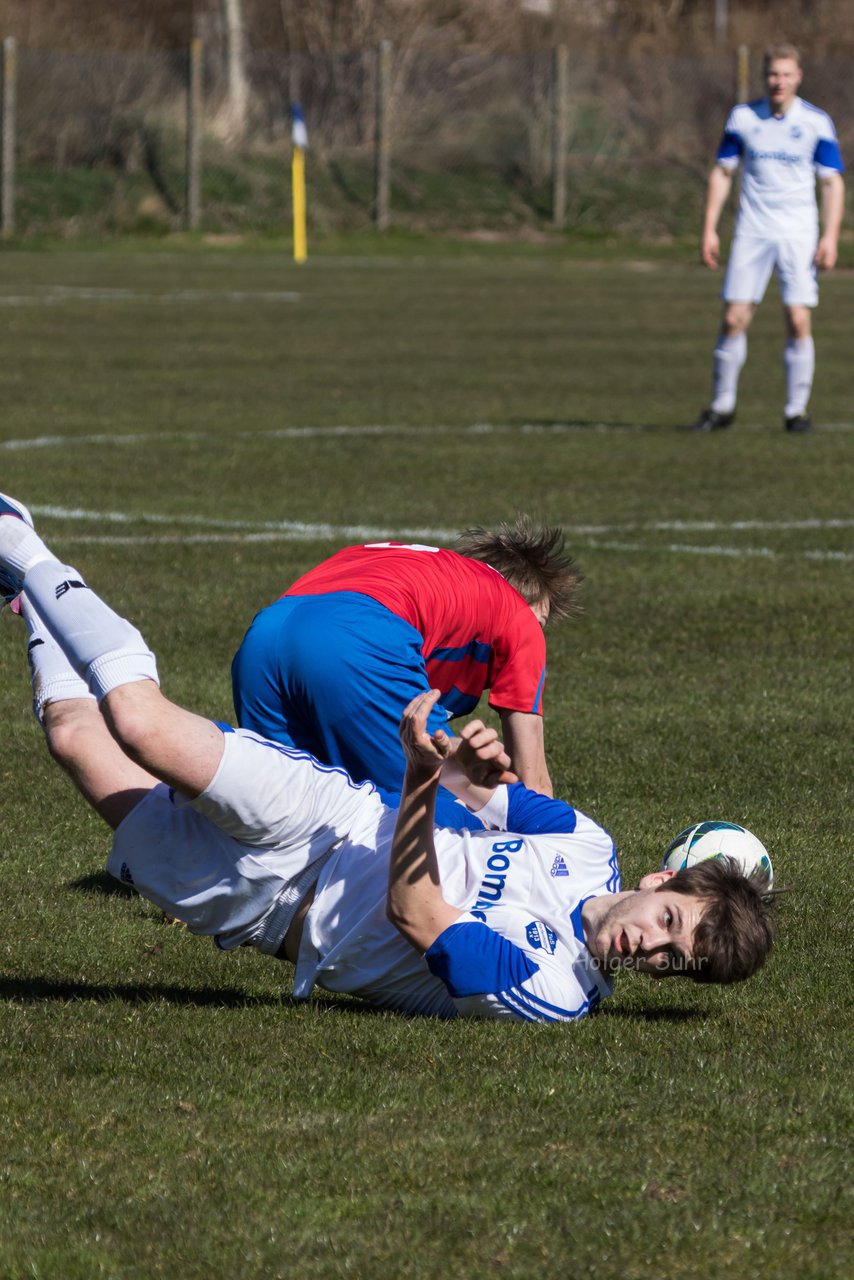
left=231, top=521, right=581, bottom=827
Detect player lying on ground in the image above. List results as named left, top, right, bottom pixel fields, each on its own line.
left=0, top=495, right=774, bottom=1022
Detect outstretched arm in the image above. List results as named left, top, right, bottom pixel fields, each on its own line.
left=701, top=164, right=734, bottom=269
left=387, top=691, right=469, bottom=952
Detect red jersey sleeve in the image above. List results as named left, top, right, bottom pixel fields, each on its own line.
left=485, top=609, right=547, bottom=715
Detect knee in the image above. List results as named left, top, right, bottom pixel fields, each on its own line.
left=96, top=681, right=168, bottom=769
left=43, top=700, right=100, bottom=770
left=786, top=311, right=812, bottom=341
left=721, top=305, right=752, bottom=337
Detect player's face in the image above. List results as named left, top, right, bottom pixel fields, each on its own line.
left=584, top=874, right=706, bottom=977
left=765, top=58, right=802, bottom=114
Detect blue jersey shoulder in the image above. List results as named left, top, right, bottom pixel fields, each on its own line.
left=504, top=781, right=578, bottom=835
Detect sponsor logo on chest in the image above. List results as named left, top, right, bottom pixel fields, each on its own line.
left=470, top=838, right=523, bottom=922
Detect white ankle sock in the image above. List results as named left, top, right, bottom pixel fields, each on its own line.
left=20, top=596, right=94, bottom=723
left=21, top=559, right=159, bottom=703
left=784, top=337, right=815, bottom=418
left=711, top=332, right=747, bottom=414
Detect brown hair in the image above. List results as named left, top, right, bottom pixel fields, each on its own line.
left=764, top=44, right=802, bottom=71
left=455, top=514, right=582, bottom=620
left=660, top=857, right=776, bottom=985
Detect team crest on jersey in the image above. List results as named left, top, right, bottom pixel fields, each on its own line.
left=526, top=921, right=557, bottom=953
left=790, top=126, right=802, bottom=139
left=550, top=855, right=569, bottom=877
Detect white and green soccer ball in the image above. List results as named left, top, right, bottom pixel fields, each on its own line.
left=662, top=820, right=773, bottom=886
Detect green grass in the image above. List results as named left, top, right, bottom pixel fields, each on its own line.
left=0, top=245, right=852, bottom=1278
left=10, top=147, right=716, bottom=243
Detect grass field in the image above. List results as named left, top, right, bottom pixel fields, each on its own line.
left=0, top=242, right=852, bottom=1279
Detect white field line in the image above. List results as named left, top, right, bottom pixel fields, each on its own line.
left=0, top=288, right=300, bottom=306
left=4, top=421, right=854, bottom=455
left=26, top=505, right=854, bottom=539
left=4, top=425, right=850, bottom=561
left=24, top=508, right=854, bottom=563
left=1, top=425, right=454, bottom=451
left=54, top=536, right=854, bottom=562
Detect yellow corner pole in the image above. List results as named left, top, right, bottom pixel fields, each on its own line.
left=292, top=145, right=307, bottom=263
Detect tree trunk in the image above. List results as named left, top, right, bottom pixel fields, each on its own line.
left=221, top=0, right=249, bottom=145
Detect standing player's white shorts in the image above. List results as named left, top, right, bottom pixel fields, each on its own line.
left=723, top=234, right=819, bottom=307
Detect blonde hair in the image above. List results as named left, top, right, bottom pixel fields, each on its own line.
left=456, top=514, right=582, bottom=620
left=763, top=44, right=802, bottom=72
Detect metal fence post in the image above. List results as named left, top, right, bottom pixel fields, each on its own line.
left=1, top=36, right=16, bottom=238
left=374, top=40, right=392, bottom=231
left=186, top=36, right=202, bottom=231
left=737, top=44, right=750, bottom=103
left=551, top=44, right=568, bottom=228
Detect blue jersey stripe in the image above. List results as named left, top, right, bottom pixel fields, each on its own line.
left=606, top=841, right=621, bottom=893
left=530, top=664, right=546, bottom=714
left=438, top=686, right=480, bottom=718
left=496, top=991, right=543, bottom=1021
left=520, top=985, right=599, bottom=1018
left=427, top=638, right=493, bottom=665
left=251, top=734, right=376, bottom=793
left=498, top=986, right=595, bottom=1023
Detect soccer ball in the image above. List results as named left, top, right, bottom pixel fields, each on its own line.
left=662, top=820, right=773, bottom=886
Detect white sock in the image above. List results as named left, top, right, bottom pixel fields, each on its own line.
left=20, top=595, right=95, bottom=723
left=21, top=559, right=159, bottom=703
left=710, top=332, right=747, bottom=414
left=784, top=337, right=815, bottom=418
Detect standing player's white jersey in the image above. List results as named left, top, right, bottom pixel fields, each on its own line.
left=717, top=96, right=844, bottom=239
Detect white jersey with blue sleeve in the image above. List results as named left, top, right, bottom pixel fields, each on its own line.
left=295, top=782, right=620, bottom=1023
left=717, top=96, right=844, bottom=239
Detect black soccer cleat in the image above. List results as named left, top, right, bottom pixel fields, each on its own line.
left=689, top=408, right=735, bottom=432
left=784, top=414, right=813, bottom=434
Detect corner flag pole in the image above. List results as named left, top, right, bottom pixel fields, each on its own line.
left=291, top=102, right=308, bottom=264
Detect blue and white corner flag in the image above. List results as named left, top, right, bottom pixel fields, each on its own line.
left=291, top=102, right=308, bottom=150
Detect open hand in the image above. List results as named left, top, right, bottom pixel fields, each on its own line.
left=398, top=689, right=452, bottom=775
left=456, top=719, right=517, bottom=788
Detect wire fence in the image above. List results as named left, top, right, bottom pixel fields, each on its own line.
left=2, top=40, right=852, bottom=240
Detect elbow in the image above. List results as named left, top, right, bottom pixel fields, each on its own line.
left=385, top=897, right=421, bottom=949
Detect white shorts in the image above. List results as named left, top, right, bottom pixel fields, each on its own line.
left=722, top=234, right=819, bottom=307
left=107, top=728, right=382, bottom=954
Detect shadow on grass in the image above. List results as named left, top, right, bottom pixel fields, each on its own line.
left=0, top=976, right=390, bottom=1017
left=70, top=871, right=136, bottom=898
left=0, top=975, right=286, bottom=1008
left=0, top=974, right=709, bottom=1023
left=598, top=1005, right=708, bottom=1023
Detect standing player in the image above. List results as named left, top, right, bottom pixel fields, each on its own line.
left=0, top=495, right=775, bottom=1022
left=231, top=517, right=581, bottom=823
left=691, top=44, right=844, bottom=434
